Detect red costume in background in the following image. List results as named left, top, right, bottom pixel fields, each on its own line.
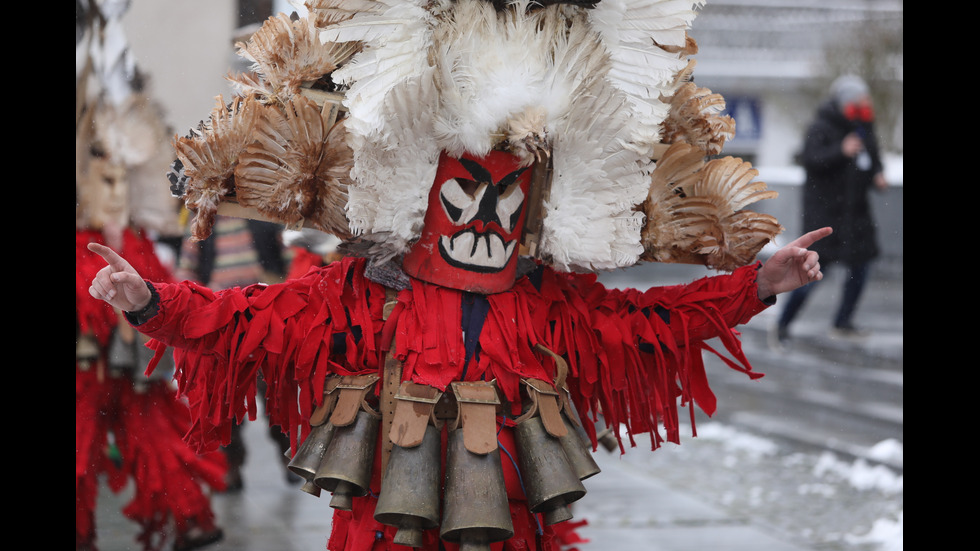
left=132, top=255, right=769, bottom=551
left=76, top=228, right=227, bottom=551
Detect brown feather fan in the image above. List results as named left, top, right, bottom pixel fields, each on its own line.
left=641, top=142, right=705, bottom=258
left=173, top=95, right=260, bottom=241
left=234, top=94, right=354, bottom=239
left=228, top=11, right=358, bottom=106
left=660, top=81, right=735, bottom=157
left=641, top=143, right=782, bottom=271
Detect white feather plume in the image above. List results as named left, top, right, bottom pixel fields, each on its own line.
left=345, top=75, right=441, bottom=255
left=588, top=0, right=704, bottom=154
left=316, top=0, right=443, bottom=252
left=320, top=0, right=436, bottom=139
left=543, top=76, right=651, bottom=272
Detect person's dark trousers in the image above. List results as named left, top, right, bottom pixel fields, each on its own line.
left=777, top=261, right=870, bottom=331
left=221, top=423, right=246, bottom=491
left=833, top=261, right=870, bottom=329
left=778, top=281, right=813, bottom=331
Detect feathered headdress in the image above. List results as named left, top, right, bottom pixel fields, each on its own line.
left=76, top=0, right=181, bottom=235
left=170, top=0, right=781, bottom=273
left=170, top=7, right=358, bottom=242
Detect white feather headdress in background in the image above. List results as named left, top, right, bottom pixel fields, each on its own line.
left=76, top=0, right=181, bottom=236
left=169, top=0, right=782, bottom=273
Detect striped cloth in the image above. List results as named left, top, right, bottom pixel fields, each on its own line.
left=177, top=215, right=268, bottom=291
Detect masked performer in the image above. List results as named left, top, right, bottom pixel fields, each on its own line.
left=76, top=3, right=226, bottom=549
left=89, top=2, right=828, bottom=550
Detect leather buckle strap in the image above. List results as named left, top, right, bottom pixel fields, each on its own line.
left=328, top=374, right=381, bottom=427
left=450, top=381, right=501, bottom=455
left=513, top=344, right=572, bottom=437
left=389, top=382, right=444, bottom=448
left=516, top=378, right=568, bottom=438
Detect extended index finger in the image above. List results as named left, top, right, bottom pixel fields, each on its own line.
left=87, top=242, right=130, bottom=273
left=787, top=227, right=833, bottom=251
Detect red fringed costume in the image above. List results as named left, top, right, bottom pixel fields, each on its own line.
left=76, top=228, right=227, bottom=550
left=96, top=4, right=794, bottom=549
left=133, top=255, right=770, bottom=551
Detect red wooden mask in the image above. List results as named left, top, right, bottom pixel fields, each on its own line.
left=402, top=150, right=532, bottom=294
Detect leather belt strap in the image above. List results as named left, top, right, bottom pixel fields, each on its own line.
left=513, top=343, right=571, bottom=437
left=380, top=287, right=402, bottom=474
left=516, top=378, right=568, bottom=438
left=433, top=392, right=458, bottom=421
left=310, top=377, right=342, bottom=427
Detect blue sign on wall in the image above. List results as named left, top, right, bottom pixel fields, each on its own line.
left=724, top=96, right=761, bottom=143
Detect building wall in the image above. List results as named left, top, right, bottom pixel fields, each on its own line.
left=122, top=1, right=239, bottom=135
left=691, top=0, right=903, bottom=169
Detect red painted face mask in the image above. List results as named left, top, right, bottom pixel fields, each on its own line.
left=402, top=150, right=532, bottom=294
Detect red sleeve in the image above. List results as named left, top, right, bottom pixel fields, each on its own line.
left=136, top=257, right=386, bottom=453
left=554, top=263, right=770, bottom=451
left=616, top=262, right=770, bottom=344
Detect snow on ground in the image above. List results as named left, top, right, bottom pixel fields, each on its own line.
left=615, top=421, right=903, bottom=551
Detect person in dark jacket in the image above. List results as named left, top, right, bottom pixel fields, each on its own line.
left=772, top=75, right=888, bottom=347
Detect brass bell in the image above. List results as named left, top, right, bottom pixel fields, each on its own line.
left=440, top=428, right=514, bottom=551
left=299, top=478, right=322, bottom=497
left=562, top=398, right=592, bottom=448
left=374, top=424, right=442, bottom=548
left=287, top=422, right=336, bottom=497
left=514, top=415, right=586, bottom=525
left=559, top=412, right=600, bottom=481
left=313, top=410, right=379, bottom=510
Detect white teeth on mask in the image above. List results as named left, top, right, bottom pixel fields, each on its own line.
left=452, top=231, right=475, bottom=255
left=490, top=234, right=506, bottom=259
left=440, top=232, right=516, bottom=269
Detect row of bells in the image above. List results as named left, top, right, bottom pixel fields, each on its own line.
left=286, top=409, right=601, bottom=550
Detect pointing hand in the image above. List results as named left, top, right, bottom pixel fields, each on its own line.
left=87, top=242, right=153, bottom=312
left=756, top=227, right=832, bottom=300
